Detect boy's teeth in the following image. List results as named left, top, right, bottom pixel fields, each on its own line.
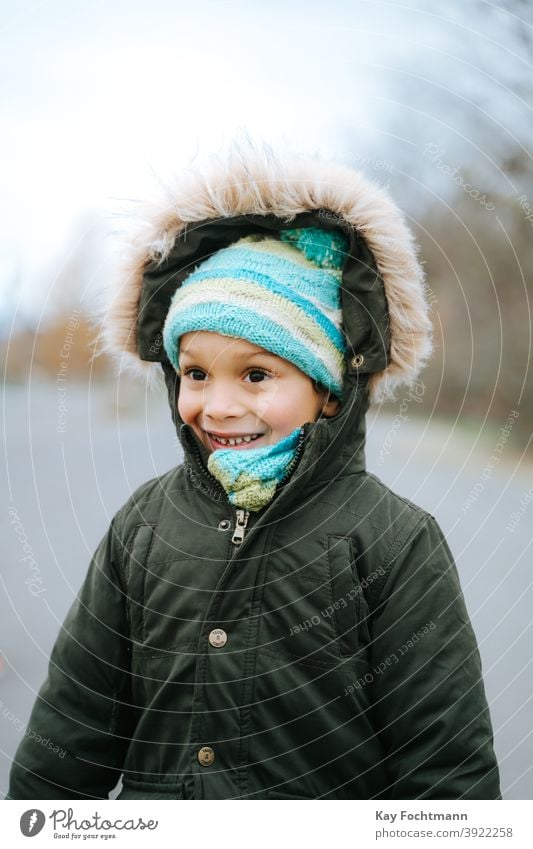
left=213, top=434, right=259, bottom=445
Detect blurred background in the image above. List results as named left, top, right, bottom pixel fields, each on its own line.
left=1, top=0, right=532, bottom=800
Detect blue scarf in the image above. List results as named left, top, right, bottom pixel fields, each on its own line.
left=207, top=426, right=304, bottom=511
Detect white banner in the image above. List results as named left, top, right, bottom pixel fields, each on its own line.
left=0, top=799, right=530, bottom=848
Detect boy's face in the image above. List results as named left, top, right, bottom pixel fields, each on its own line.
left=177, top=331, right=341, bottom=454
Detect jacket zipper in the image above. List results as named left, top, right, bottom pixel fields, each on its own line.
left=185, top=425, right=306, bottom=551
left=185, top=432, right=228, bottom=502
left=184, top=435, right=251, bottom=548
left=231, top=509, right=250, bottom=546
left=184, top=433, right=252, bottom=548
left=277, top=426, right=306, bottom=486
left=230, top=428, right=305, bottom=548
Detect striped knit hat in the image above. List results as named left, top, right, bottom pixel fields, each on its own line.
left=162, top=226, right=349, bottom=397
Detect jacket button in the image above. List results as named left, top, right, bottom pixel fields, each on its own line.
left=198, top=746, right=215, bottom=766
left=208, top=628, right=228, bottom=648
left=217, top=519, right=231, bottom=531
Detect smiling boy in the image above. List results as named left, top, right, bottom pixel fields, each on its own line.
left=177, top=331, right=340, bottom=453
left=7, top=144, right=500, bottom=800
left=160, top=227, right=349, bottom=514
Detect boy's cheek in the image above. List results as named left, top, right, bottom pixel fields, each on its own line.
left=255, top=388, right=278, bottom=419
left=176, top=391, right=192, bottom=423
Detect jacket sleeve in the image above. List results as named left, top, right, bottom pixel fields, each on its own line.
left=6, top=512, right=137, bottom=799
left=368, top=512, right=501, bottom=800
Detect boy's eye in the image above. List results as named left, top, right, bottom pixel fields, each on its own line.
left=183, top=368, right=206, bottom=381
left=245, top=369, right=271, bottom=383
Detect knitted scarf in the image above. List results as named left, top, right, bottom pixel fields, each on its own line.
left=207, top=426, right=304, bottom=512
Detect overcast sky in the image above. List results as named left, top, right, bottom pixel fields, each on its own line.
left=1, top=0, right=530, bottom=325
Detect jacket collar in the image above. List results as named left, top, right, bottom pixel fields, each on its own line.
left=162, top=362, right=368, bottom=518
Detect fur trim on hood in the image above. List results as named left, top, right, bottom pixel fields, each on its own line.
left=94, top=139, right=433, bottom=406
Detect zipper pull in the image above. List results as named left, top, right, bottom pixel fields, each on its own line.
left=231, top=509, right=250, bottom=545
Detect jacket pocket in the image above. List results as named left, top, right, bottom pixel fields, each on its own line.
left=260, top=562, right=340, bottom=667
left=260, top=535, right=371, bottom=667
left=326, top=535, right=370, bottom=656
left=117, top=780, right=183, bottom=800
left=123, top=523, right=158, bottom=644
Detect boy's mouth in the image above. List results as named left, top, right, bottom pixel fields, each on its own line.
left=204, top=430, right=265, bottom=450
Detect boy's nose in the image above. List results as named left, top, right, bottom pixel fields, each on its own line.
left=203, top=382, right=243, bottom=419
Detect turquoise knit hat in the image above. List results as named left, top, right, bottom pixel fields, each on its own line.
left=162, top=226, right=349, bottom=397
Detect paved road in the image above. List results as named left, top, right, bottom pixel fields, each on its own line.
left=1, top=380, right=531, bottom=798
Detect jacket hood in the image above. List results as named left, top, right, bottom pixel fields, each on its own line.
left=95, top=139, right=433, bottom=501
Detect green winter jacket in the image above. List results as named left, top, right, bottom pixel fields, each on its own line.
left=7, top=144, right=500, bottom=800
